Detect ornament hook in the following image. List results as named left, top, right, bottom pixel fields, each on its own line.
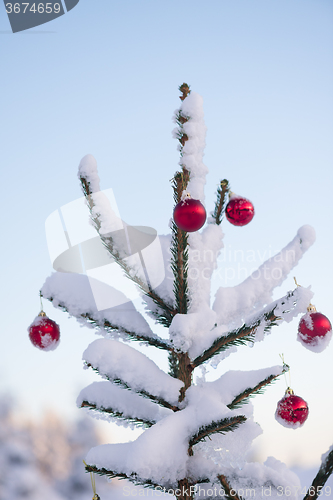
left=38, top=291, right=46, bottom=317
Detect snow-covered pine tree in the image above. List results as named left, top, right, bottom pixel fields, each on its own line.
left=41, top=84, right=333, bottom=500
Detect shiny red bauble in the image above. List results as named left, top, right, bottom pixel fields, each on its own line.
left=297, top=311, right=332, bottom=353
left=225, top=196, right=255, bottom=226
left=275, top=389, right=309, bottom=429
left=28, top=313, right=60, bottom=351
left=173, top=198, right=206, bottom=232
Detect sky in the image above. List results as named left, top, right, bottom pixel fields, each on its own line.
left=1, top=0, right=333, bottom=474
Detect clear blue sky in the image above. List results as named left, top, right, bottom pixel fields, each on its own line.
left=1, top=0, right=333, bottom=469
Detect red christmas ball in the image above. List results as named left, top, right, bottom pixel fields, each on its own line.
left=297, top=311, right=332, bottom=353
left=275, top=389, right=309, bottom=429
left=28, top=313, right=60, bottom=351
left=173, top=198, right=206, bottom=232
left=225, top=196, right=254, bottom=226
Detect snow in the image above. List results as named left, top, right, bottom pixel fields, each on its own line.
left=190, top=457, right=301, bottom=499
left=41, top=272, right=158, bottom=341
left=169, top=285, right=313, bottom=360
left=275, top=412, right=303, bottom=430
left=147, top=233, right=175, bottom=306
left=173, top=91, right=208, bottom=202
left=83, top=339, right=183, bottom=405
left=297, top=328, right=332, bottom=353
left=229, top=457, right=301, bottom=500
left=90, top=190, right=125, bottom=236
left=213, top=225, right=316, bottom=326
left=187, top=224, right=225, bottom=312
left=302, top=312, right=314, bottom=330
left=208, top=366, right=284, bottom=405
left=321, top=445, right=333, bottom=467
left=169, top=309, right=218, bottom=354
left=85, top=381, right=241, bottom=486
left=193, top=415, right=262, bottom=471
left=78, top=154, right=100, bottom=193
left=77, top=381, right=172, bottom=427
left=84, top=366, right=284, bottom=487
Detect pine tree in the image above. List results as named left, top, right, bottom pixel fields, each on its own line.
left=41, top=84, right=333, bottom=500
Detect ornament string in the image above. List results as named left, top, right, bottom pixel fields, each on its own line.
left=279, top=354, right=291, bottom=389
left=294, top=276, right=317, bottom=313
left=83, top=461, right=100, bottom=500
left=38, top=291, right=46, bottom=317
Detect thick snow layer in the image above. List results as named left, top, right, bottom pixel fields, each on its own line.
left=213, top=225, right=316, bottom=326
left=185, top=372, right=270, bottom=470
left=90, top=190, right=125, bottom=237
left=85, top=367, right=283, bottom=486
left=173, top=91, right=208, bottom=201
left=42, top=272, right=157, bottom=340
left=187, top=224, right=224, bottom=312
left=169, top=309, right=218, bottom=354
left=225, top=457, right=301, bottom=500
left=85, top=380, right=246, bottom=486
left=170, top=286, right=313, bottom=360
left=77, top=381, right=172, bottom=427
left=83, top=339, right=183, bottom=405
left=78, top=154, right=100, bottom=193
left=194, top=416, right=262, bottom=471
left=208, top=366, right=284, bottom=406
left=191, top=457, right=301, bottom=499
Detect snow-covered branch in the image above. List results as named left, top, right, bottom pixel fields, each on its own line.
left=191, top=309, right=278, bottom=368
left=77, top=381, right=172, bottom=428
left=213, top=225, right=316, bottom=326
left=192, top=285, right=313, bottom=367
left=211, top=179, right=230, bottom=226
left=79, top=155, right=177, bottom=328
left=218, top=475, right=244, bottom=500
left=189, top=415, right=246, bottom=451
left=173, top=89, right=208, bottom=201
left=227, top=370, right=287, bottom=410
left=84, top=464, right=163, bottom=489
left=83, top=339, right=183, bottom=410
left=303, top=446, right=333, bottom=500
left=41, top=273, right=173, bottom=351
left=171, top=172, right=190, bottom=315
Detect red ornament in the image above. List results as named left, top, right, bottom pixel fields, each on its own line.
left=275, top=388, right=309, bottom=429
left=173, top=196, right=206, bottom=232
left=297, top=306, right=332, bottom=353
left=225, top=195, right=254, bottom=226
left=28, top=312, right=60, bottom=351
